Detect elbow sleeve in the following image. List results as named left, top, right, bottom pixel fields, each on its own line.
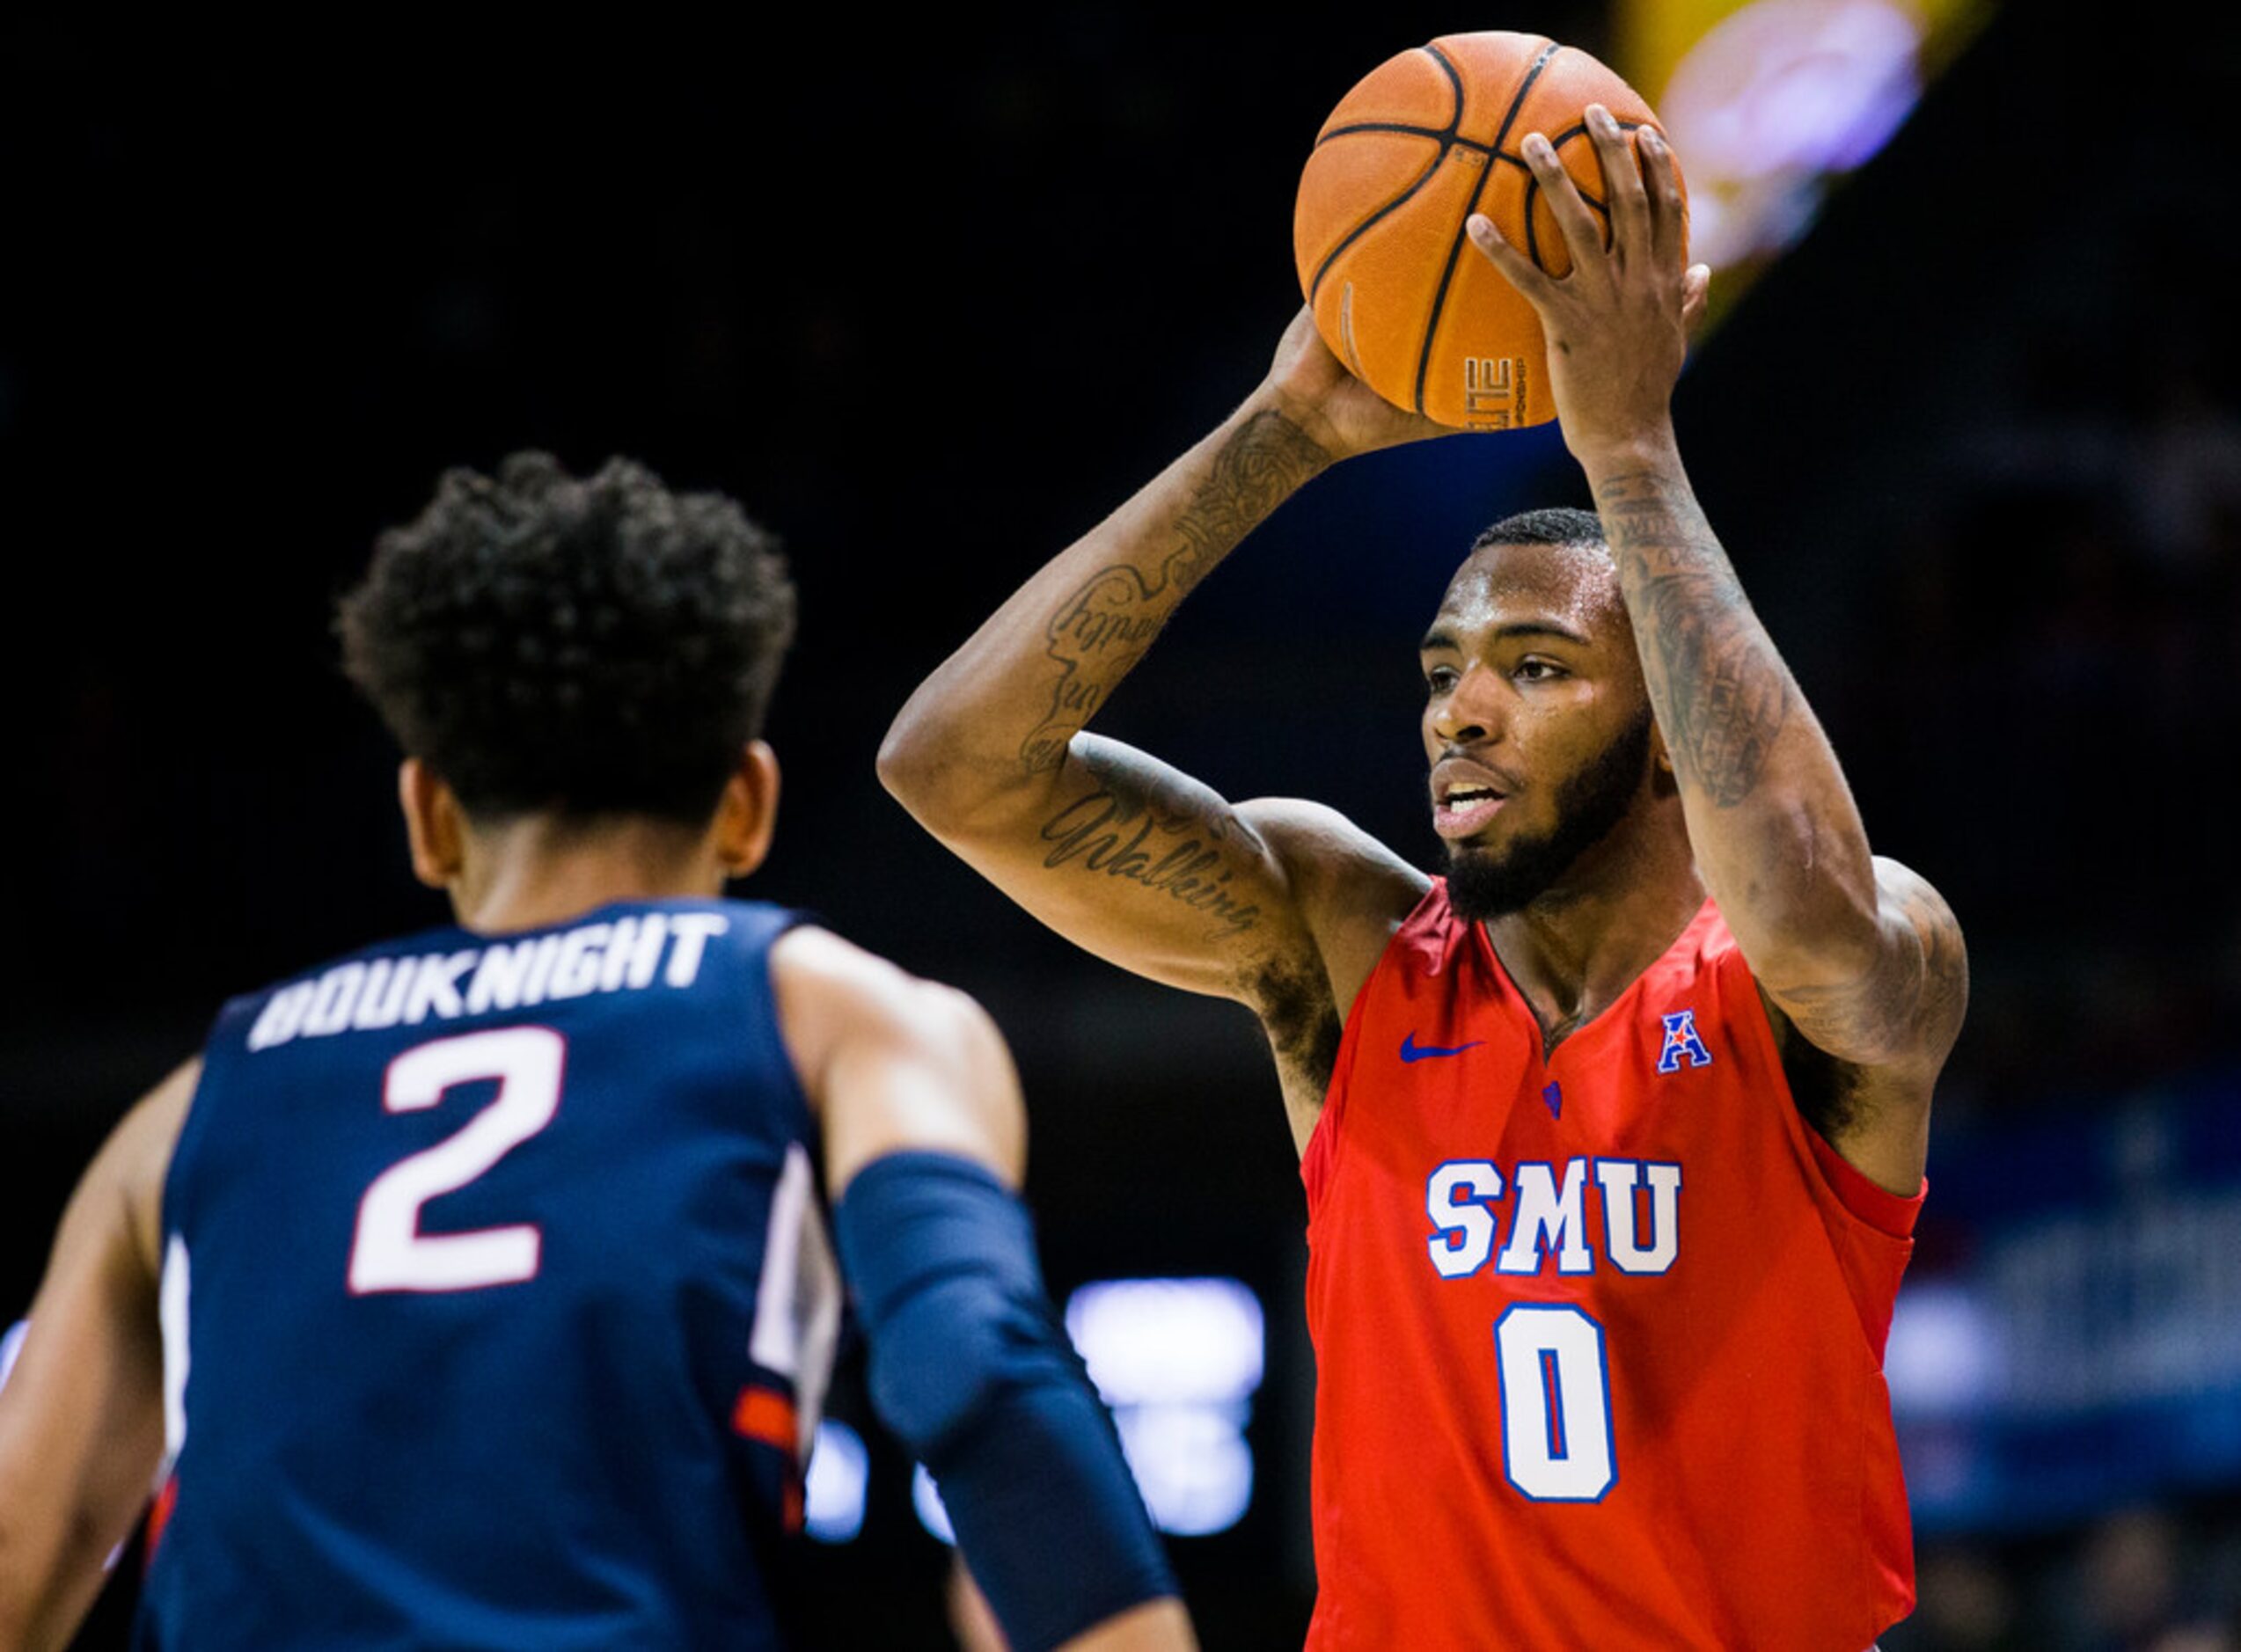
left=834, top=1151, right=1177, bottom=1652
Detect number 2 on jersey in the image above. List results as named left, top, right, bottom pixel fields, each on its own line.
left=1494, top=1304, right=1616, bottom=1502
left=348, top=1027, right=566, bottom=1295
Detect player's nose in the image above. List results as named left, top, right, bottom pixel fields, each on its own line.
left=1431, top=662, right=1506, bottom=746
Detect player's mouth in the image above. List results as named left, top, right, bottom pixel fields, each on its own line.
left=1432, top=762, right=1516, bottom=840
left=1434, top=787, right=1506, bottom=839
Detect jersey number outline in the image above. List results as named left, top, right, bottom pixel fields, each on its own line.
left=1493, top=1303, right=1617, bottom=1502
left=348, top=1026, right=567, bottom=1295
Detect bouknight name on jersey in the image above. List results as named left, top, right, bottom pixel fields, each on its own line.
left=244, top=912, right=733, bottom=1053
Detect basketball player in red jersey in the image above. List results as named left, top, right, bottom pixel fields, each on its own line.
left=880, top=107, right=1966, bottom=1648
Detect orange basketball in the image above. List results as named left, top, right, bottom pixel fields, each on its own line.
left=1293, top=33, right=1685, bottom=430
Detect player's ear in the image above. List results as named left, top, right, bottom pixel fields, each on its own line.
left=1648, top=720, right=1681, bottom=792
left=398, top=758, right=466, bottom=888
left=715, top=742, right=780, bottom=880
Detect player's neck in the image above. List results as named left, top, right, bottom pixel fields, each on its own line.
left=1483, top=815, right=1703, bottom=1046
left=448, top=815, right=729, bottom=935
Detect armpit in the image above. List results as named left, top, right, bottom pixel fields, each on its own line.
left=1768, top=1009, right=1869, bottom=1149
left=1245, top=953, right=1342, bottom=1096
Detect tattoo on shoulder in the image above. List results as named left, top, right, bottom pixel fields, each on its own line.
left=1018, top=410, right=1327, bottom=771
left=1039, top=786, right=1263, bottom=938
left=1777, top=878, right=1968, bottom=1067
left=1593, top=469, right=1791, bottom=808
left=1899, top=881, right=1968, bottom=1043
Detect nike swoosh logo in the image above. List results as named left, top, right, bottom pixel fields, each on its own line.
left=1400, top=1033, right=1485, bottom=1063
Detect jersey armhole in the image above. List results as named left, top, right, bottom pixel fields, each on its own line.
left=1720, top=943, right=1925, bottom=1242
left=1303, top=881, right=1459, bottom=1218
left=157, top=1071, right=204, bottom=1244
left=738, top=904, right=819, bottom=1146
left=1803, top=1125, right=1925, bottom=1241
left=160, top=1000, right=251, bottom=1241
left=1301, top=889, right=1435, bottom=1219
left=1300, top=954, right=1383, bottom=1220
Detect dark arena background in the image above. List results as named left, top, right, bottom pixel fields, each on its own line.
left=5, top=5, right=2241, bottom=1645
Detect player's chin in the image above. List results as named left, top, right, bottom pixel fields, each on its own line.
left=1444, top=814, right=1519, bottom=851
left=1439, top=835, right=1499, bottom=871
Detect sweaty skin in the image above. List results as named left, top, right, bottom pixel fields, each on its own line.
left=881, top=107, right=1964, bottom=1189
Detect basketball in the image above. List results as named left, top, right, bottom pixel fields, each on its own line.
left=1293, top=33, right=1685, bottom=430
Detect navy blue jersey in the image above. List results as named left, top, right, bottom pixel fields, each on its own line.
left=136, top=898, right=843, bottom=1651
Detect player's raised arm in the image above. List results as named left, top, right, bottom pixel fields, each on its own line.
left=877, top=315, right=1435, bottom=1025
left=1466, top=107, right=1966, bottom=1188
left=0, top=1063, right=193, bottom=1652
left=773, top=928, right=1196, bottom=1652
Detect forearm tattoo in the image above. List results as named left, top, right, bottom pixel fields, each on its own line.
left=1017, top=410, right=1328, bottom=771
left=1037, top=787, right=1263, bottom=938
left=1593, top=468, right=1791, bottom=808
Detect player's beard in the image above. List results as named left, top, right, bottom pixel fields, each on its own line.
left=1442, top=705, right=1655, bottom=922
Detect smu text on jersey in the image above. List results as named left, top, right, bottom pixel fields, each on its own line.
left=1426, top=1157, right=1682, bottom=1278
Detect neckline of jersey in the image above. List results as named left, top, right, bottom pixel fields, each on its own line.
left=1466, top=895, right=1720, bottom=1071
left=401, top=894, right=742, bottom=953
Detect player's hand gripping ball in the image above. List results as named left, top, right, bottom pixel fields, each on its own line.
left=1293, top=32, right=1686, bottom=430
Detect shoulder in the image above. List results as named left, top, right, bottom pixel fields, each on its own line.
left=1234, top=797, right=1424, bottom=903
left=769, top=927, right=1004, bottom=1072
left=1845, top=856, right=1971, bottom=1073
left=1871, top=856, right=1964, bottom=953
left=1234, top=797, right=1429, bottom=1005
left=1726, top=860, right=1963, bottom=1196
left=97, top=1059, right=201, bottom=1281
left=768, top=928, right=1023, bottom=1193
left=1715, top=856, right=1966, bottom=1075
left=1868, top=854, right=1968, bottom=1073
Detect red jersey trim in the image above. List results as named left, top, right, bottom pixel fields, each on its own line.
left=143, top=1473, right=180, bottom=1570
left=1806, top=1126, right=1926, bottom=1240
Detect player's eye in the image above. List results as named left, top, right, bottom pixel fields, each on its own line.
left=1513, top=657, right=1567, bottom=683
left=1424, top=665, right=1460, bottom=695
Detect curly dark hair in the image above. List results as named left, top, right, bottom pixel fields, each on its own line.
left=338, top=451, right=796, bottom=824
left=1469, top=507, right=1608, bottom=554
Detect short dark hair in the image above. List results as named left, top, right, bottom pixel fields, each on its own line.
left=1469, top=507, right=1607, bottom=554
left=339, top=451, right=796, bottom=824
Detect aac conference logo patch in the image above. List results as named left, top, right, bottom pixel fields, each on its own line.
left=1655, top=1010, right=1713, bottom=1074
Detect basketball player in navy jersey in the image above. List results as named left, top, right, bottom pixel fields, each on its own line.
left=0, top=454, right=1192, bottom=1651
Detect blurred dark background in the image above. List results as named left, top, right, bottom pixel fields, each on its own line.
left=4, top=4, right=2240, bottom=1647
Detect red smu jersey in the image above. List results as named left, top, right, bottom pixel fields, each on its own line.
left=1301, top=883, right=1922, bottom=1649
